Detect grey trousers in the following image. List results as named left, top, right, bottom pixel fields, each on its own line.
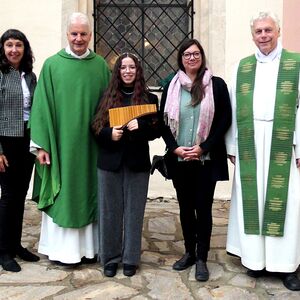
left=97, top=165, right=149, bottom=266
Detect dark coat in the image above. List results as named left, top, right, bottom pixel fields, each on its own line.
left=95, top=92, right=161, bottom=172
left=159, top=76, right=232, bottom=181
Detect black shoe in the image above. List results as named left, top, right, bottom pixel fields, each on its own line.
left=104, top=263, right=118, bottom=277
left=51, top=260, right=80, bottom=267
left=0, top=254, right=21, bottom=272
left=172, top=253, right=196, bottom=271
left=123, top=264, right=137, bottom=277
left=282, top=273, right=300, bottom=291
left=246, top=268, right=266, bottom=278
left=195, top=259, right=209, bottom=282
left=16, top=246, right=40, bottom=262
left=81, top=255, right=97, bottom=264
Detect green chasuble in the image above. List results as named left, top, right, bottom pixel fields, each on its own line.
left=236, top=49, right=300, bottom=236
left=29, top=49, right=111, bottom=228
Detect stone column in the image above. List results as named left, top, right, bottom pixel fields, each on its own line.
left=194, top=0, right=226, bottom=79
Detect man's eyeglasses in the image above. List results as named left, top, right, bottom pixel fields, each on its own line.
left=182, top=51, right=201, bottom=60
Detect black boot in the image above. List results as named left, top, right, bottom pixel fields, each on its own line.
left=16, top=246, right=40, bottom=262
left=0, top=254, right=21, bottom=272
left=195, top=259, right=209, bottom=281
left=123, top=264, right=137, bottom=277
left=282, top=272, right=300, bottom=291
left=104, top=263, right=118, bottom=277
left=172, top=252, right=196, bottom=271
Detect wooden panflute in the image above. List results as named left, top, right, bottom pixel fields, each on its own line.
left=109, top=104, right=157, bottom=127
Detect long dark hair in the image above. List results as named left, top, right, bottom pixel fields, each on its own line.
left=92, top=53, right=149, bottom=133
left=0, top=29, right=34, bottom=73
left=177, top=39, right=207, bottom=106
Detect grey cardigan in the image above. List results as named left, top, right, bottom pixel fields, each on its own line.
left=0, top=68, right=36, bottom=153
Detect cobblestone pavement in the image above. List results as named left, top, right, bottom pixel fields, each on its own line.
left=0, top=198, right=299, bottom=299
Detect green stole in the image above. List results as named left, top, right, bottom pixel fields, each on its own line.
left=236, top=49, right=300, bottom=236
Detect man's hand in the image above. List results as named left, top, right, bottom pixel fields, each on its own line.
left=37, top=149, right=51, bottom=165
left=0, top=154, right=9, bottom=172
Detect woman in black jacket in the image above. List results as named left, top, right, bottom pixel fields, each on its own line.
left=92, top=53, right=160, bottom=277
left=160, top=39, right=231, bottom=281
left=0, top=29, right=39, bottom=272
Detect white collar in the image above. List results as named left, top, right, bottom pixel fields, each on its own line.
left=255, top=42, right=282, bottom=63
left=65, top=45, right=90, bottom=59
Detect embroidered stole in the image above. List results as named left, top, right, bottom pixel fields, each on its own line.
left=236, top=49, right=300, bottom=236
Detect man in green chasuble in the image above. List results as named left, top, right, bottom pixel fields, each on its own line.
left=226, top=11, right=300, bottom=291
left=29, top=12, right=110, bottom=264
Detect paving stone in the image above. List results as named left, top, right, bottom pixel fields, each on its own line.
left=269, top=290, right=300, bottom=299
left=0, top=286, right=65, bottom=300
left=229, top=273, right=256, bottom=288
left=129, top=274, right=145, bottom=289
left=223, top=255, right=246, bottom=273
left=0, top=264, right=69, bottom=283
left=72, top=268, right=103, bottom=287
left=0, top=199, right=291, bottom=299
left=131, top=296, right=149, bottom=300
left=196, top=287, right=215, bottom=300
left=257, top=275, right=284, bottom=290
left=144, top=269, right=194, bottom=299
left=53, top=282, right=139, bottom=299
left=141, top=251, right=166, bottom=266
left=199, top=285, right=259, bottom=299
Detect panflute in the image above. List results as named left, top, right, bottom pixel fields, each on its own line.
left=109, top=104, right=157, bottom=127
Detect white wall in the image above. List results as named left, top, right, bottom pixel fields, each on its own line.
left=0, top=0, right=93, bottom=76
left=0, top=0, right=63, bottom=75
left=225, top=0, right=283, bottom=82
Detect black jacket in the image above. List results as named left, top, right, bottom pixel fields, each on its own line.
left=159, top=76, right=232, bottom=181
left=95, top=92, right=161, bottom=172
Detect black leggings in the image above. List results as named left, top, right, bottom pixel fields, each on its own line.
left=0, top=130, right=35, bottom=255
left=172, top=160, right=216, bottom=261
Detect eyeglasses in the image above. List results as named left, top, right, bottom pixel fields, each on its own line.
left=182, top=51, right=201, bottom=60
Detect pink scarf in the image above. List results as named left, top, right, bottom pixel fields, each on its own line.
left=164, top=69, right=215, bottom=144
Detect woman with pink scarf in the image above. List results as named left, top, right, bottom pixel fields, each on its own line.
left=160, top=39, right=231, bottom=281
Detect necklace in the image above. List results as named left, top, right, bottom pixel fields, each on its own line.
left=121, top=89, right=134, bottom=95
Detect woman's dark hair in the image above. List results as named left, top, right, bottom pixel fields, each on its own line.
left=92, top=53, right=149, bottom=133
left=0, top=29, right=34, bottom=73
left=177, top=38, right=207, bottom=106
